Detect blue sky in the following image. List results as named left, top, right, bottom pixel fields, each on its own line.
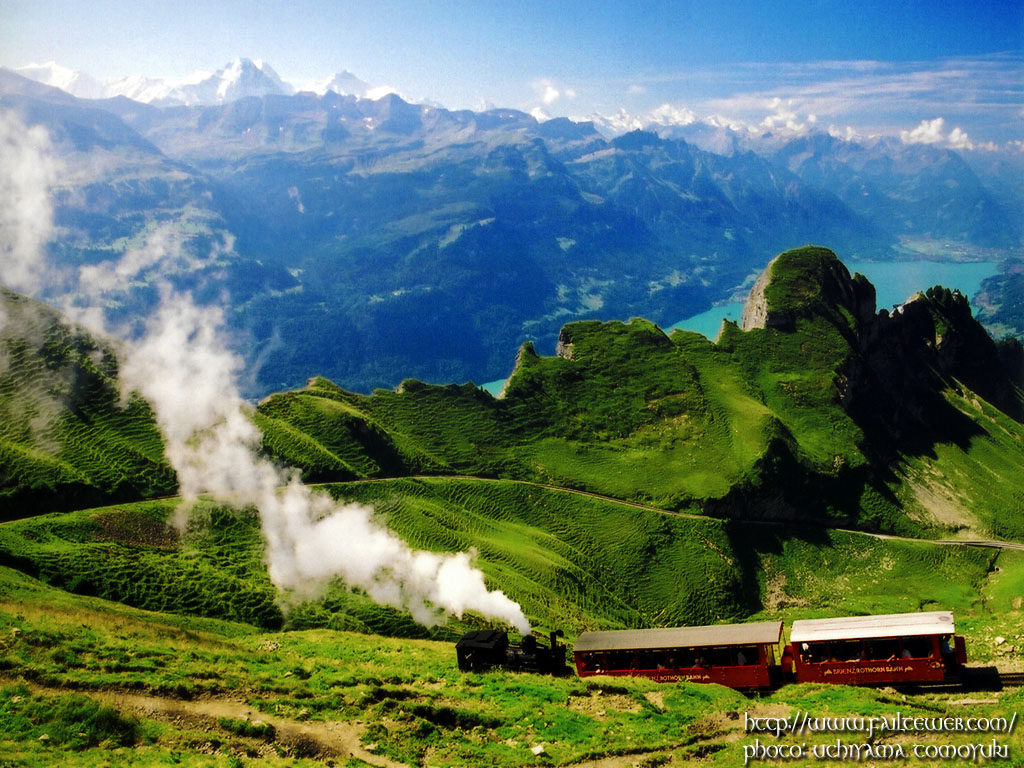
left=2, top=0, right=1022, bottom=143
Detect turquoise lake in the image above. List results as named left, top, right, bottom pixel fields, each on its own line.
left=481, top=260, right=1002, bottom=394
left=670, top=260, right=1001, bottom=340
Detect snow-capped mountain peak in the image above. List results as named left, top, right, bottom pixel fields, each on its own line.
left=208, top=57, right=293, bottom=102
left=14, top=57, right=295, bottom=106
left=309, top=70, right=372, bottom=97
left=15, top=61, right=107, bottom=99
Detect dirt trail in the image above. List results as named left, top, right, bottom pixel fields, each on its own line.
left=3, top=677, right=411, bottom=768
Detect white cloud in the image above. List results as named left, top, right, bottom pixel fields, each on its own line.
left=532, top=78, right=571, bottom=106
left=648, top=103, right=697, bottom=126
left=946, top=126, right=974, bottom=150
left=689, top=54, right=1022, bottom=147
left=0, top=111, right=61, bottom=298
left=828, top=124, right=864, bottom=142
left=900, top=117, right=947, bottom=145
left=628, top=84, right=647, bottom=95
left=899, top=117, right=980, bottom=150
left=530, top=106, right=551, bottom=122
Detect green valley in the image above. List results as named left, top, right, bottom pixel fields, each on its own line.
left=1, top=246, right=1023, bottom=766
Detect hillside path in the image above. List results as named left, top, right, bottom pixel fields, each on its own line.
left=1, top=676, right=411, bottom=768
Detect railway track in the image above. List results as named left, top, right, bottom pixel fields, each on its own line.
left=959, top=669, right=1024, bottom=691
left=889, top=671, right=1024, bottom=694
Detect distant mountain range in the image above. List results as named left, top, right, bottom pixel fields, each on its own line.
left=1, top=63, right=1021, bottom=396
left=14, top=57, right=386, bottom=106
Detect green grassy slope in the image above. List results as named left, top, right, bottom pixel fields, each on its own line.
left=0, top=479, right=1005, bottom=642
left=0, top=531, right=1021, bottom=767
left=0, top=289, right=176, bottom=519
left=257, top=247, right=1024, bottom=540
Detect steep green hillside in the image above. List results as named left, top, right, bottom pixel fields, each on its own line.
left=0, top=480, right=999, bottom=640
left=258, top=247, right=1024, bottom=540
left=0, top=289, right=176, bottom=520
left=4, top=560, right=1018, bottom=768
left=0, top=488, right=1021, bottom=766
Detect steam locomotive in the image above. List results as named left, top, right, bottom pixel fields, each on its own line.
left=455, top=628, right=569, bottom=676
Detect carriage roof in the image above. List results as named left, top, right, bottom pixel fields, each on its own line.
left=790, top=611, right=954, bottom=644
left=574, top=621, right=783, bottom=653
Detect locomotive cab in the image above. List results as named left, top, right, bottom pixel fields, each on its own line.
left=456, top=629, right=569, bottom=676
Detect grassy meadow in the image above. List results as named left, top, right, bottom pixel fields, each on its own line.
left=0, top=532, right=1022, bottom=767
left=2, top=247, right=1024, bottom=766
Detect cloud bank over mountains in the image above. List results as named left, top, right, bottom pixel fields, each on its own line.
left=11, top=53, right=1022, bottom=152
left=576, top=54, right=1023, bottom=153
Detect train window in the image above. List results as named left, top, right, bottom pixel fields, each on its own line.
left=676, top=649, right=696, bottom=668
left=829, top=640, right=864, bottom=662
left=866, top=640, right=900, bottom=660
left=638, top=650, right=663, bottom=669
left=606, top=651, right=632, bottom=670
left=800, top=642, right=828, bottom=663
left=706, top=647, right=732, bottom=667
left=734, top=646, right=758, bottom=666
left=901, top=637, right=933, bottom=658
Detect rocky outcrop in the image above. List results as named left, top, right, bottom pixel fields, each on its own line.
left=739, top=256, right=777, bottom=331
left=739, top=247, right=1023, bottom=451
left=741, top=246, right=876, bottom=334
left=554, top=328, right=575, bottom=360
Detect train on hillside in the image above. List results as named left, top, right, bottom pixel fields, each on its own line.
left=456, top=611, right=968, bottom=688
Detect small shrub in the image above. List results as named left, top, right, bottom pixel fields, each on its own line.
left=217, top=716, right=276, bottom=741
left=0, top=685, right=139, bottom=749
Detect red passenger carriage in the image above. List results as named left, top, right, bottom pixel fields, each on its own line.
left=573, top=621, right=784, bottom=687
left=788, top=611, right=967, bottom=685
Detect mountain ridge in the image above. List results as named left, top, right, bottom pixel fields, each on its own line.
left=4, top=246, right=1020, bottom=546
left=2, top=67, right=1020, bottom=397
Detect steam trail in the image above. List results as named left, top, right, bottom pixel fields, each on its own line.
left=0, top=111, right=60, bottom=303
left=120, top=287, right=530, bottom=632
left=0, top=110, right=530, bottom=634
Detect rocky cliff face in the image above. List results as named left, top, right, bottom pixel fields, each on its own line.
left=741, top=246, right=876, bottom=334
left=741, top=247, right=1024, bottom=452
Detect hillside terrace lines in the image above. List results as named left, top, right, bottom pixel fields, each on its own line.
left=316, top=475, right=1024, bottom=553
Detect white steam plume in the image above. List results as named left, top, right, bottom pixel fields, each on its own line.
left=0, top=110, right=530, bottom=634
left=0, top=111, right=61, bottom=303
left=119, top=278, right=530, bottom=634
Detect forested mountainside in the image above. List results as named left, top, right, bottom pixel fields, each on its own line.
left=4, top=67, right=1021, bottom=396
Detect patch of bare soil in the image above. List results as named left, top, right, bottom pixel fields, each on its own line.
left=567, top=690, right=643, bottom=719
left=3, top=677, right=410, bottom=768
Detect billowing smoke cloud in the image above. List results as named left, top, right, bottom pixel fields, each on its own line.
left=120, top=286, right=530, bottom=632
left=0, top=109, right=530, bottom=635
left=0, top=111, right=61, bottom=304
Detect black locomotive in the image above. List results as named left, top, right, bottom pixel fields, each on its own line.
left=455, top=629, right=569, bottom=676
